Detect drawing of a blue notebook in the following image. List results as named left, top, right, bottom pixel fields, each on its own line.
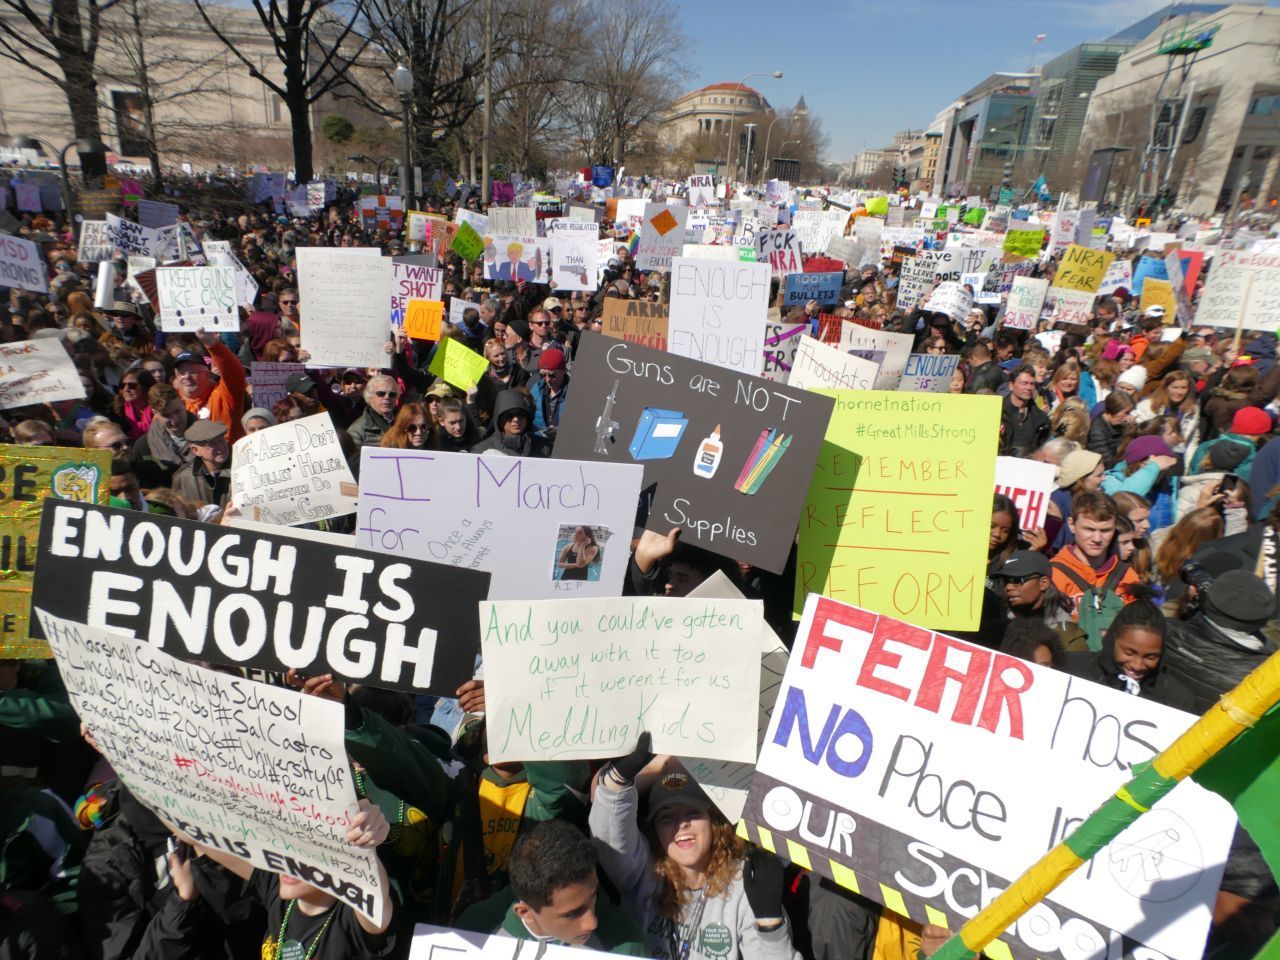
left=630, top=408, right=688, bottom=460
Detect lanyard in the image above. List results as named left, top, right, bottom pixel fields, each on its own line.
left=275, top=899, right=336, bottom=960
left=670, top=888, right=708, bottom=960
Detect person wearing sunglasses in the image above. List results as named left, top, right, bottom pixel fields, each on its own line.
left=348, top=374, right=402, bottom=447
left=530, top=349, right=569, bottom=442
left=991, top=550, right=1085, bottom=653
left=277, top=287, right=301, bottom=334
left=81, top=418, right=131, bottom=456
left=110, top=368, right=157, bottom=440
left=379, top=403, right=431, bottom=450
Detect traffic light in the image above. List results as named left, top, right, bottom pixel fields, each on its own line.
left=1002, top=161, right=1014, bottom=188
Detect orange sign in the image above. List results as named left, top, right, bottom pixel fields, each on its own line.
left=404, top=299, right=443, bottom=340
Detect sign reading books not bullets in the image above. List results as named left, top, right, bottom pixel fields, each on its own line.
left=743, top=594, right=1234, bottom=960
left=553, top=333, right=835, bottom=574
left=30, top=501, right=490, bottom=695
left=37, top=609, right=387, bottom=928
left=355, top=449, right=642, bottom=600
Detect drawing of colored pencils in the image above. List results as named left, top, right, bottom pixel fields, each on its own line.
left=736, top=428, right=772, bottom=489
left=735, top=430, right=790, bottom=495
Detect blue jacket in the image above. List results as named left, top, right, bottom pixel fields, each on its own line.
left=529, top=376, right=569, bottom=436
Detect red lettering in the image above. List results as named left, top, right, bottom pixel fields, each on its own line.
left=978, top=654, right=1033, bottom=740
left=914, top=633, right=990, bottom=725
left=802, top=598, right=876, bottom=669
left=856, top=616, right=929, bottom=700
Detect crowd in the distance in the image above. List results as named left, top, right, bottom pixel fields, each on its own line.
left=0, top=178, right=1277, bottom=960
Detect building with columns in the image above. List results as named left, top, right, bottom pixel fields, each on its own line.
left=661, top=82, right=775, bottom=142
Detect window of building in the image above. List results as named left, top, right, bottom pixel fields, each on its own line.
left=1248, top=94, right=1280, bottom=116
left=270, top=94, right=283, bottom=124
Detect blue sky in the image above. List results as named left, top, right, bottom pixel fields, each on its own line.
left=675, top=0, right=1265, bottom=162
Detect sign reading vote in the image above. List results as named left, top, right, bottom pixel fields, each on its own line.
left=356, top=449, right=642, bottom=600
left=479, top=597, right=762, bottom=764
left=38, top=609, right=388, bottom=928
left=553, top=333, right=835, bottom=574
left=743, top=594, right=1234, bottom=960
left=796, top=392, right=1001, bottom=631
left=31, top=501, right=490, bottom=694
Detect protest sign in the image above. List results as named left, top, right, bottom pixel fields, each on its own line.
left=357, top=448, right=641, bottom=600
left=635, top=202, right=688, bottom=271
left=667, top=257, right=771, bottom=376
left=154, top=266, right=237, bottom=332
left=879, top=227, right=925, bottom=260
left=1003, top=276, right=1049, bottom=331
left=825, top=236, right=866, bottom=269
left=854, top=217, right=883, bottom=250
left=743, top=593, right=1234, bottom=960
left=136, top=198, right=179, bottom=228
left=403, top=299, right=443, bottom=340
left=31, top=501, right=489, bottom=694
left=1052, top=245, right=1115, bottom=294
left=231, top=413, right=356, bottom=525
left=601, top=299, right=668, bottom=351
left=405, top=210, right=432, bottom=243
left=105, top=213, right=158, bottom=257
left=77, top=220, right=113, bottom=263
left=1130, top=256, right=1168, bottom=296
left=479, top=596, right=762, bottom=764
left=1195, top=250, right=1280, bottom=332
left=485, top=235, right=542, bottom=283
left=487, top=206, right=536, bottom=236
left=0, top=339, right=85, bottom=409
left=427, top=337, right=490, bottom=390
left=296, top=248, right=392, bottom=368
left=895, top=254, right=936, bottom=314
left=0, top=235, right=48, bottom=294
left=994, top=455, right=1056, bottom=532
left=1140, top=278, right=1178, bottom=320
left=453, top=207, right=489, bottom=233
left=553, top=333, right=834, bottom=573
left=899, top=353, right=960, bottom=393
left=784, top=271, right=842, bottom=308
left=1046, top=286, right=1095, bottom=327
left=391, top=260, right=442, bottom=328
left=451, top=220, right=484, bottom=261
left=203, top=241, right=259, bottom=309
left=37, top=609, right=388, bottom=927
left=688, top=174, right=717, bottom=207
left=761, top=318, right=808, bottom=383
left=840, top=322, right=914, bottom=390
left=756, top=228, right=802, bottom=275
left=1003, top=226, right=1045, bottom=258
left=796, top=391, right=1001, bottom=630
left=1049, top=209, right=1079, bottom=256
left=788, top=336, right=877, bottom=392
left=922, top=281, right=973, bottom=325
left=248, top=361, right=303, bottom=416
left=0, top=445, right=108, bottom=658
left=792, top=210, right=849, bottom=254
left=411, top=926, right=617, bottom=959
left=550, top=219, right=599, bottom=291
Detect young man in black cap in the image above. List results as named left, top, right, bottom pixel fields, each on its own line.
left=171, top=419, right=233, bottom=510
left=992, top=550, right=1085, bottom=651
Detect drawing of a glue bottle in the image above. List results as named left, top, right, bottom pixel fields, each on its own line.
left=692, top=425, right=724, bottom=479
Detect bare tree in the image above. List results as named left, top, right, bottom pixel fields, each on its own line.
left=191, top=0, right=371, bottom=183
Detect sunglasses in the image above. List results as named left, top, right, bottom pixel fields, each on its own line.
left=121, top=381, right=140, bottom=389
left=999, top=574, right=1043, bottom=585
left=374, top=390, right=400, bottom=398
left=408, top=423, right=428, bottom=433
left=107, top=439, right=128, bottom=450
left=279, top=299, right=298, bottom=306
left=530, top=320, right=548, bottom=326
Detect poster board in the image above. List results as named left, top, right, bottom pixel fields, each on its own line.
left=635, top=202, right=688, bottom=271
left=410, top=924, right=613, bottom=959
left=0, top=445, right=109, bottom=658
left=549, top=219, right=599, bottom=291
left=249, top=361, right=304, bottom=416
left=356, top=449, right=642, bottom=600
left=784, top=271, right=843, bottom=308
left=1139, top=279, right=1178, bottom=322
left=667, top=257, right=771, bottom=376
left=788, top=336, right=878, bottom=392
left=756, top=228, right=802, bottom=275
left=994, top=455, right=1056, bottom=532
left=839, top=323, right=914, bottom=390
left=1003, top=276, right=1049, bottom=331
left=743, top=593, right=1234, bottom=960
left=154, top=266, right=238, bottom=332
left=1046, top=286, right=1095, bottom=328
left=796, top=391, right=1001, bottom=630
left=31, top=501, right=490, bottom=695
left=0, top=339, right=86, bottom=409
left=0, top=235, right=48, bottom=294
left=479, top=597, right=762, bottom=764
left=296, top=248, right=391, bottom=367
left=427, top=338, right=489, bottom=390
left=552, top=333, right=834, bottom=573
left=488, top=206, right=536, bottom=236
left=77, top=220, right=113, bottom=263
left=898, top=353, right=960, bottom=393
left=601, top=299, right=668, bottom=351
left=231, top=413, right=356, bottom=525
left=1195, top=250, right=1280, bottom=332
left=1052, top=245, right=1114, bottom=294
left=391, top=260, right=443, bottom=328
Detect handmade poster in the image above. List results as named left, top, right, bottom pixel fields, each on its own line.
left=203, top=241, right=259, bottom=309
left=479, top=596, right=762, bottom=764
left=0, top=235, right=48, bottom=294
left=635, top=202, right=688, bottom=271
left=451, top=221, right=484, bottom=262
left=0, top=339, right=85, bottom=409
left=550, top=219, right=598, bottom=291
left=154, top=266, right=237, bottom=332
left=743, top=594, right=1234, bottom=960
left=854, top=217, right=883, bottom=251
left=553, top=333, right=834, bottom=573
left=879, top=227, right=925, bottom=260
left=153, top=222, right=203, bottom=262
left=1140, top=278, right=1178, bottom=320
left=12, top=182, right=41, bottom=212
left=839, top=323, right=914, bottom=390
left=1195, top=250, right=1280, bottom=332
left=403, top=300, right=443, bottom=340
left=1002, top=226, right=1045, bottom=258
left=391, top=260, right=442, bottom=328
left=755, top=228, right=802, bottom=275
left=667, top=257, right=771, bottom=376
left=37, top=609, right=387, bottom=927
left=77, top=220, right=113, bottom=263
left=31, top=501, right=490, bottom=695
left=761, top=318, right=809, bottom=383
left=231, top=413, right=356, bottom=525
left=1046, top=286, right=1095, bottom=327
left=487, top=206, right=536, bottom=235
left=922, top=281, right=972, bottom=325
left=788, top=336, right=878, bottom=392
left=0, top=445, right=108, bottom=658
left=994, top=455, right=1056, bottom=532
left=602, top=299, right=668, bottom=351
left=356, top=449, right=642, bottom=600
left=296, top=248, right=391, bottom=368
left=249, top=361, right=304, bottom=416
left=784, top=272, right=842, bottom=308
left=105, top=213, right=159, bottom=257
left=1049, top=209, right=1079, bottom=256
left=825, top=237, right=867, bottom=269
left=895, top=254, right=936, bottom=314
left=796, top=391, right=1001, bottom=630
left=427, top=337, right=489, bottom=391
left=410, top=925, right=614, bottom=959
left=1130, top=256, right=1168, bottom=296
left=137, top=198, right=179, bottom=228
left=1002, top=276, right=1050, bottom=331
left=1052, top=244, right=1114, bottom=294
left=688, top=174, right=717, bottom=207
left=898, top=353, right=960, bottom=393
left=792, top=210, right=850, bottom=255
left=453, top=207, right=489, bottom=233
left=484, top=235, right=541, bottom=283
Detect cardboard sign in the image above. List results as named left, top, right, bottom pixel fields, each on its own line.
left=154, top=266, right=237, bottom=332
left=0, top=235, right=48, bottom=294
left=105, top=213, right=159, bottom=257
left=899, top=353, right=960, bottom=393
left=792, top=210, right=850, bottom=255
left=77, top=221, right=113, bottom=263
left=796, top=391, right=1001, bottom=630
left=296, top=248, right=391, bottom=368
left=356, top=449, right=642, bottom=600
left=635, top=202, right=688, bottom=271
left=1195, top=250, right=1280, bottom=331
left=136, top=198, right=179, bottom=228
left=427, top=337, right=490, bottom=390
left=479, top=597, right=762, bottom=763
left=38, top=609, right=387, bottom=928
left=0, top=445, right=108, bottom=658
left=451, top=220, right=484, bottom=261
left=0, top=339, right=85, bottom=409
left=391, top=260, right=443, bottom=328
left=1002, top=226, right=1045, bottom=258
left=550, top=219, right=598, bottom=291
left=1130, top=256, right=1168, bottom=296
left=601, top=299, right=668, bottom=351
left=487, top=206, right=536, bottom=236
left=485, top=234, right=542, bottom=283
left=552, top=333, right=834, bottom=573
left=789, top=336, right=878, bottom=392
left=839, top=323, right=914, bottom=390
left=688, top=174, right=717, bottom=207
left=743, top=594, right=1234, bottom=960
left=249, top=361, right=303, bottom=416
left=922, top=281, right=973, bottom=325
left=1046, top=286, right=1095, bottom=327
left=761, top=319, right=808, bottom=383
left=895, top=254, right=936, bottom=314
left=667, top=257, right=771, bottom=376
left=31, top=501, right=490, bottom=694
left=231, top=413, right=356, bottom=525
left=1097, top=258, right=1133, bottom=297
left=784, top=271, right=843, bottom=307
left=1139, top=278, right=1177, bottom=320
left=1053, top=245, right=1115, bottom=294
left=403, top=300, right=443, bottom=340
left=756, top=228, right=802, bottom=275
left=994, top=455, right=1056, bottom=532
left=1003, top=276, right=1049, bottom=331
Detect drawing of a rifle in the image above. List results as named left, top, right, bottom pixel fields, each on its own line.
left=594, top=378, right=620, bottom=454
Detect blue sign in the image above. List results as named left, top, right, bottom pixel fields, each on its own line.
left=785, top=271, right=843, bottom=307
left=591, top=166, right=614, bottom=187
left=1130, top=256, right=1169, bottom=296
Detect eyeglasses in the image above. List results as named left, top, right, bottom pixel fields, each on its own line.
left=121, top=381, right=139, bottom=389
left=408, top=423, right=428, bottom=433
left=107, top=439, right=128, bottom=450
left=540, top=370, right=560, bottom=378
left=999, top=574, right=1043, bottom=585
left=530, top=320, right=548, bottom=326
left=374, top=390, right=400, bottom=398
left=279, top=299, right=298, bottom=306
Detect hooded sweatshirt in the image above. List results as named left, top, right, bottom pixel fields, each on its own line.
left=1063, top=625, right=1195, bottom=710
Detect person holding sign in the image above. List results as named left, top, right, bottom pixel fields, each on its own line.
left=172, top=329, right=248, bottom=444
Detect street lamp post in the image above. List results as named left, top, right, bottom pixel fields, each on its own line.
left=725, top=70, right=782, bottom=185
left=761, top=103, right=807, bottom=185
left=2, top=135, right=109, bottom=222
left=742, top=123, right=757, bottom=184
left=392, top=64, right=416, bottom=210
left=481, top=0, right=493, bottom=206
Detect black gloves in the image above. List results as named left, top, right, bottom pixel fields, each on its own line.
left=606, top=731, right=653, bottom=786
left=743, top=847, right=786, bottom=921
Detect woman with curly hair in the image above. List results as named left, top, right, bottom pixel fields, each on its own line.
left=1051, top=397, right=1090, bottom=445
left=591, top=738, right=801, bottom=960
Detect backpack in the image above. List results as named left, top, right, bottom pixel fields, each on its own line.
left=1052, top=560, right=1130, bottom=652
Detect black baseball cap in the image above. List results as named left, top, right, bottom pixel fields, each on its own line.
left=992, top=551, right=1050, bottom=579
